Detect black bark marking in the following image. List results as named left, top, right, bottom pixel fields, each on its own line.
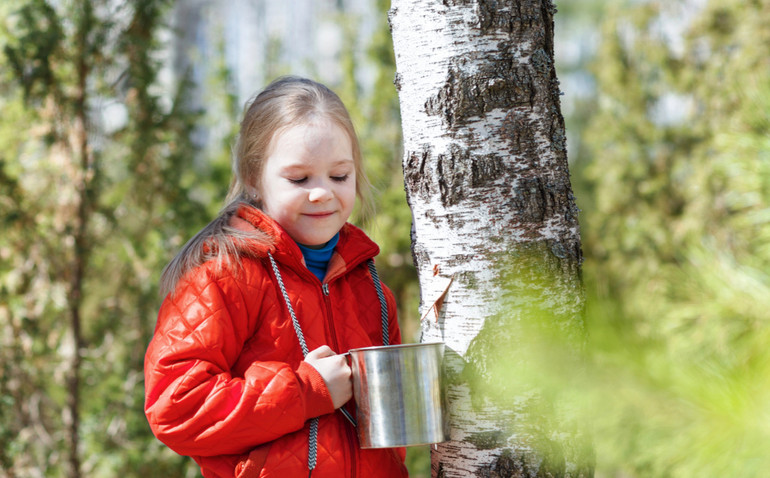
left=405, top=145, right=507, bottom=208
left=441, top=0, right=545, bottom=35
left=500, top=107, right=537, bottom=159
left=404, top=148, right=434, bottom=204
left=483, top=445, right=567, bottom=478
left=441, top=146, right=508, bottom=207
left=436, top=151, right=464, bottom=206
left=410, top=233, right=430, bottom=275
left=481, top=437, right=593, bottom=478
left=425, top=64, right=536, bottom=128
left=512, top=176, right=553, bottom=224
left=550, top=113, right=567, bottom=153
left=387, top=6, right=397, bottom=32
left=540, top=0, right=556, bottom=63
left=530, top=48, right=552, bottom=76
left=423, top=0, right=563, bottom=140
left=469, top=430, right=508, bottom=450
left=471, top=154, right=506, bottom=188
left=480, top=449, right=526, bottom=477
left=405, top=150, right=580, bottom=251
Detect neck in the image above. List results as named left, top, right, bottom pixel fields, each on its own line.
left=297, top=233, right=339, bottom=281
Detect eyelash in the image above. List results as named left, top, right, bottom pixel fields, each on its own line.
left=288, top=175, right=348, bottom=184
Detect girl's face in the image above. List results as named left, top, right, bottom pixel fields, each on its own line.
left=260, top=119, right=357, bottom=248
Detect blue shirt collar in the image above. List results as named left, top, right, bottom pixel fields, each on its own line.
left=296, top=233, right=340, bottom=282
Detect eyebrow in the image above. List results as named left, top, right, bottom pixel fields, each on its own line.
left=279, top=159, right=355, bottom=171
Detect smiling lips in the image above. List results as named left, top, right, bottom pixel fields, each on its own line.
left=304, top=211, right=335, bottom=218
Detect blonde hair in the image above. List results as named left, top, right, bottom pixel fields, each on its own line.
left=159, top=76, right=373, bottom=296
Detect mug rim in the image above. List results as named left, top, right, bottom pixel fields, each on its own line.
left=347, top=342, right=444, bottom=354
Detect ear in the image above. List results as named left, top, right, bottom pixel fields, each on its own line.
left=248, top=186, right=262, bottom=207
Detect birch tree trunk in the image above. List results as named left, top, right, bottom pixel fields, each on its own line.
left=390, top=1, right=590, bottom=476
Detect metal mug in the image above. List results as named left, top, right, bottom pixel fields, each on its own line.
left=346, top=342, right=450, bottom=449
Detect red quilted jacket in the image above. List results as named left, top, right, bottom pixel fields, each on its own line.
left=144, top=205, right=408, bottom=477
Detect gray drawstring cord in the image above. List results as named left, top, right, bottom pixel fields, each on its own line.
left=367, top=260, right=389, bottom=346
left=268, top=253, right=318, bottom=474
left=268, top=253, right=310, bottom=356
left=267, top=253, right=388, bottom=476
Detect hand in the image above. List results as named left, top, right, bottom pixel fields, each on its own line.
left=304, top=345, right=352, bottom=409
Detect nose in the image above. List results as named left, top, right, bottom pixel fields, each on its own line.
left=308, top=183, right=333, bottom=202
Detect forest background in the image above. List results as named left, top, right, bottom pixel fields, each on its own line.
left=1, top=0, right=768, bottom=477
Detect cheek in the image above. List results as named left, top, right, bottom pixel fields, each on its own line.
left=345, top=182, right=357, bottom=208
left=260, top=184, right=288, bottom=215
left=349, top=175, right=358, bottom=198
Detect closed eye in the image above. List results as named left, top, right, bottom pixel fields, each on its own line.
left=331, top=174, right=349, bottom=182
left=288, top=177, right=308, bottom=184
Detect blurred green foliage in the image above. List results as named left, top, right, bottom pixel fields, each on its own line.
left=449, top=0, right=770, bottom=476
left=1, top=0, right=209, bottom=475
left=567, top=0, right=770, bottom=476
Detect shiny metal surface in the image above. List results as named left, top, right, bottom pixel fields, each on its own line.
left=348, top=342, right=449, bottom=448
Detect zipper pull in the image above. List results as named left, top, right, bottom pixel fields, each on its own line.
left=322, top=283, right=329, bottom=296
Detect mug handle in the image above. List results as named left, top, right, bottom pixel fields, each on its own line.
left=338, top=352, right=357, bottom=427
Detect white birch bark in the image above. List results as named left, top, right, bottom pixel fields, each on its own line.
left=390, top=1, right=589, bottom=476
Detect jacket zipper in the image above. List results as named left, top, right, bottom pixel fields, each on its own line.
left=321, top=282, right=357, bottom=477
left=321, top=283, right=341, bottom=352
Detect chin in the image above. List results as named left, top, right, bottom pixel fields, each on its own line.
left=300, top=236, right=332, bottom=247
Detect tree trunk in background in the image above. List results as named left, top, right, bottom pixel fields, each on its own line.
left=390, top=1, right=589, bottom=476
left=67, top=3, right=95, bottom=477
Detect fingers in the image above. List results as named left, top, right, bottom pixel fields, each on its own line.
left=324, top=354, right=351, bottom=375
left=303, top=347, right=353, bottom=409
left=306, top=345, right=335, bottom=361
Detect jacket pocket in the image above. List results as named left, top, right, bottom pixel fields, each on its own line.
left=235, top=442, right=272, bottom=478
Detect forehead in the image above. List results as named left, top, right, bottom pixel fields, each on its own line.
left=267, top=119, right=354, bottom=164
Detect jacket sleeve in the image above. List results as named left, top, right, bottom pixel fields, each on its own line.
left=144, top=263, right=335, bottom=457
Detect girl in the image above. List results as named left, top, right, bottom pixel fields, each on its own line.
left=144, top=76, right=408, bottom=478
